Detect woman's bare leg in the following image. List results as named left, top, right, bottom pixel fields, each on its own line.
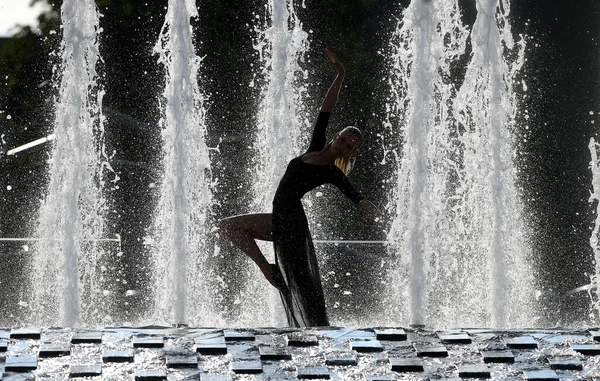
left=218, top=213, right=283, bottom=288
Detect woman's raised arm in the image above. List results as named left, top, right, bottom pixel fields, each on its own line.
left=321, top=49, right=345, bottom=112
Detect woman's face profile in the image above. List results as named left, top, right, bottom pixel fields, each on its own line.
left=331, top=131, right=361, bottom=158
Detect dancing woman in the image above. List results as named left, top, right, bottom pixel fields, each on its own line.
left=219, top=49, right=380, bottom=327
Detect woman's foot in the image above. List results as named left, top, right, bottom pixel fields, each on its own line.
left=262, top=264, right=287, bottom=292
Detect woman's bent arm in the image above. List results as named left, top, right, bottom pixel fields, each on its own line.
left=358, top=199, right=381, bottom=221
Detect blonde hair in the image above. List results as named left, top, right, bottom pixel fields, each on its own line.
left=334, top=157, right=353, bottom=175
left=334, top=126, right=363, bottom=175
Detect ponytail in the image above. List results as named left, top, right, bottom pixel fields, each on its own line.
left=334, top=157, right=352, bottom=175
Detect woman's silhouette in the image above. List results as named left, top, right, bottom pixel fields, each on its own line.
left=219, top=49, right=379, bottom=326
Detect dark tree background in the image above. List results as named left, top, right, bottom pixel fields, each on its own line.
left=0, top=0, right=599, bottom=325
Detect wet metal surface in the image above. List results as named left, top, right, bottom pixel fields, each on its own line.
left=0, top=327, right=598, bottom=379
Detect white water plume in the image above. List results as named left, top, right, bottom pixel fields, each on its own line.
left=151, top=0, right=214, bottom=326
left=234, top=0, right=310, bottom=325
left=29, top=0, right=109, bottom=326
left=252, top=0, right=310, bottom=204
left=384, top=0, right=533, bottom=328
left=588, top=138, right=600, bottom=320
left=384, top=0, right=469, bottom=327
left=452, top=0, right=533, bottom=327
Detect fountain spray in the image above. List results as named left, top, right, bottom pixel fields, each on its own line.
left=243, top=0, right=310, bottom=325
left=384, top=0, right=469, bottom=327
left=385, top=0, right=533, bottom=328
left=30, top=0, right=108, bottom=326
left=152, top=0, right=213, bottom=325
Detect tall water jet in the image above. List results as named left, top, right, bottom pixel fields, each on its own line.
left=384, top=0, right=469, bottom=326
left=242, top=0, right=310, bottom=324
left=588, top=137, right=600, bottom=320
left=29, top=0, right=108, bottom=326
left=151, top=0, right=213, bottom=325
left=384, top=0, right=533, bottom=327
left=252, top=0, right=310, bottom=204
left=453, top=0, right=533, bottom=327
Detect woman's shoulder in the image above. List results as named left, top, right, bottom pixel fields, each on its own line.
left=315, top=111, right=331, bottom=123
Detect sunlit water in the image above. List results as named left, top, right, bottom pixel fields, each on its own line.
left=235, top=0, right=311, bottom=326
left=384, top=0, right=536, bottom=328
left=14, top=0, right=551, bottom=328
left=588, top=138, right=600, bottom=321
left=28, top=0, right=110, bottom=327
left=5, top=327, right=598, bottom=380
left=451, top=0, right=535, bottom=327
left=150, top=0, right=214, bottom=326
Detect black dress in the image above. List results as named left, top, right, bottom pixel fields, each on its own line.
left=272, top=111, right=364, bottom=327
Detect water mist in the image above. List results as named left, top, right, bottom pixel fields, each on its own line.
left=588, top=138, right=600, bottom=320
left=384, top=0, right=534, bottom=328
left=151, top=0, right=214, bottom=326
left=230, top=0, right=310, bottom=325
left=30, top=0, right=109, bottom=326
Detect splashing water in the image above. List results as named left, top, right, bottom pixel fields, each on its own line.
left=383, top=0, right=469, bottom=327
left=453, top=0, right=534, bottom=327
left=251, top=0, right=310, bottom=204
left=151, top=0, right=214, bottom=326
left=384, top=0, right=534, bottom=328
left=19, top=0, right=540, bottom=329
left=588, top=138, right=600, bottom=320
left=230, top=0, right=310, bottom=325
left=29, top=0, right=109, bottom=326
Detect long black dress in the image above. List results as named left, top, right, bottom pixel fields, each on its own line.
left=272, top=111, right=364, bottom=327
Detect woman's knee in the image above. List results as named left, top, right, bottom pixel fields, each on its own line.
left=217, top=214, right=272, bottom=241
left=217, top=217, right=239, bottom=239
left=217, top=218, right=230, bottom=230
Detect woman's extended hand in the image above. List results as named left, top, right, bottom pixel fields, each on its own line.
left=325, top=49, right=345, bottom=75
left=358, top=199, right=381, bottom=222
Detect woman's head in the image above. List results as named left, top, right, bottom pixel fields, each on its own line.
left=331, top=126, right=363, bottom=174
